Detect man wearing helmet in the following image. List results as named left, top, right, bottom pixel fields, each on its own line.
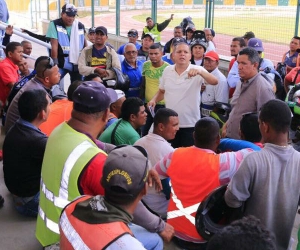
left=190, top=39, right=208, bottom=66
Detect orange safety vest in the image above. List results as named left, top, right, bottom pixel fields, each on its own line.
left=60, top=196, right=133, bottom=250
left=166, top=147, right=220, bottom=242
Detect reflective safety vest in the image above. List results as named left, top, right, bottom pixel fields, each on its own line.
left=53, top=18, right=85, bottom=71
left=166, top=147, right=220, bottom=242
left=60, top=195, right=133, bottom=250
left=143, top=24, right=160, bottom=42
left=36, top=122, right=107, bottom=247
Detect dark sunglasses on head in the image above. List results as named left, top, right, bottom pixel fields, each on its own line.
left=41, top=57, right=56, bottom=78
left=128, top=33, right=137, bottom=38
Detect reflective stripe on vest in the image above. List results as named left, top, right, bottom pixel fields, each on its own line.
left=39, top=206, right=60, bottom=234
left=40, top=141, right=94, bottom=233
left=167, top=181, right=200, bottom=225
left=60, top=211, right=90, bottom=250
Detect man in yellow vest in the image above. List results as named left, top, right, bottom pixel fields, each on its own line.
left=142, top=14, right=174, bottom=43
left=155, top=117, right=254, bottom=249
left=36, top=81, right=174, bottom=249
left=59, top=145, right=150, bottom=249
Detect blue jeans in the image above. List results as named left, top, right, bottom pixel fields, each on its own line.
left=59, top=68, right=83, bottom=90
left=129, top=223, right=163, bottom=250
left=12, top=192, right=39, bottom=217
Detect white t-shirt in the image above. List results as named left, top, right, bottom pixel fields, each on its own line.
left=159, top=64, right=205, bottom=127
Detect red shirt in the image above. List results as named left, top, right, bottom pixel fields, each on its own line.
left=0, top=58, right=19, bottom=105
left=79, top=152, right=107, bottom=196
left=228, top=57, right=236, bottom=71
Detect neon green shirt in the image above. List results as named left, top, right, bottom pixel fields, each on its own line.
left=142, top=61, right=169, bottom=104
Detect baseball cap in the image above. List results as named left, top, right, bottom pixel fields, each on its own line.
left=186, top=26, right=195, bottom=32
left=128, top=29, right=138, bottom=36
left=72, top=81, right=114, bottom=113
left=172, top=37, right=187, bottom=47
left=142, top=33, right=155, bottom=41
left=243, top=31, right=255, bottom=40
left=115, top=89, right=125, bottom=100
left=190, top=38, right=208, bottom=52
left=61, top=3, right=77, bottom=17
left=248, top=38, right=264, bottom=52
left=102, top=145, right=149, bottom=199
left=95, top=26, right=108, bottom=36
left=204, top=51, right=219, bottom=61
left=88, top=27, right=96, bottom=34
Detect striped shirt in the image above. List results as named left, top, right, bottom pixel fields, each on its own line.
left=154, top=146, right=253, bottom=185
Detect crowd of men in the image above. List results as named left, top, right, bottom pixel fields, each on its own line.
left=1, top=2, right=300, bottom=250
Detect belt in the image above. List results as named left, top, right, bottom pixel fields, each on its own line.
left=172, top=237, right=207, bottom=250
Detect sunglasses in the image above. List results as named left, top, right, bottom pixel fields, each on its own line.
left=128, top=33, right=137, bottom=38
left=40, top=57, right=56, bottom=78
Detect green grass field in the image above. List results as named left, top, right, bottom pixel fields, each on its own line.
left=132, top=8, right=297, bottom=44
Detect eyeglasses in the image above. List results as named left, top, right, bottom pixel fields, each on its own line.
left=41, top=57, right=56, bottom=78
left=128, top=33, right=137, bottom=38
left=125, top=50, right=138, bottom=55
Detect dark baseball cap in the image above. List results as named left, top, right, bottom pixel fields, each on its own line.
left=243, top=31, right=255, bottom=40
left=248, top=38, right=264, bottom=52
left=95, top=26, right=108, bottom=36
left=128, top=29, right=138, bottom=36
left=142, top=33, right=155, bottom=41
left=61, top=4, right=77, bottom=17
left=72, top=81, right=116, bottom=113
left=88, top=27, right=96, bottom=34
left=172, top=37, right=187, bottom=47
left=102, top=145, right=149, bottom=199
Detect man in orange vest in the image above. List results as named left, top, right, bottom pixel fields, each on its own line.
left=59, top=145, right=161, bottom=249
left=155, top=117, right=254, bottom=249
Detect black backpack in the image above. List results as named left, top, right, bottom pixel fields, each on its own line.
left=258, top=59, right=285, bottom=100
left=263, top=67, right=285, bottom=100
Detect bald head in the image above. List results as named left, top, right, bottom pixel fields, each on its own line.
left=194, top=117, right=220, bottom=149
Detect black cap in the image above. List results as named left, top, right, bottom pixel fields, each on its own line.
left=61, top=4, right=77, bottom=17
left=95, top=26, right=108, bottom=36
left=88, top=27, right=96, bottom=34
left=142, top=33, right=155, bottom=41
left=128, top=29, right=138, bottom=36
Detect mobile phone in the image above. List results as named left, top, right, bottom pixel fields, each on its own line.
left=149, top=106, right=155, bottom=118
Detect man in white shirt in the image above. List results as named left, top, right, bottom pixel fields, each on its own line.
left=201, top=51, right=229, bottom=117
left=148, top=42, right=218, bottom=148
left=135, top=108, right=179, bottom=218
